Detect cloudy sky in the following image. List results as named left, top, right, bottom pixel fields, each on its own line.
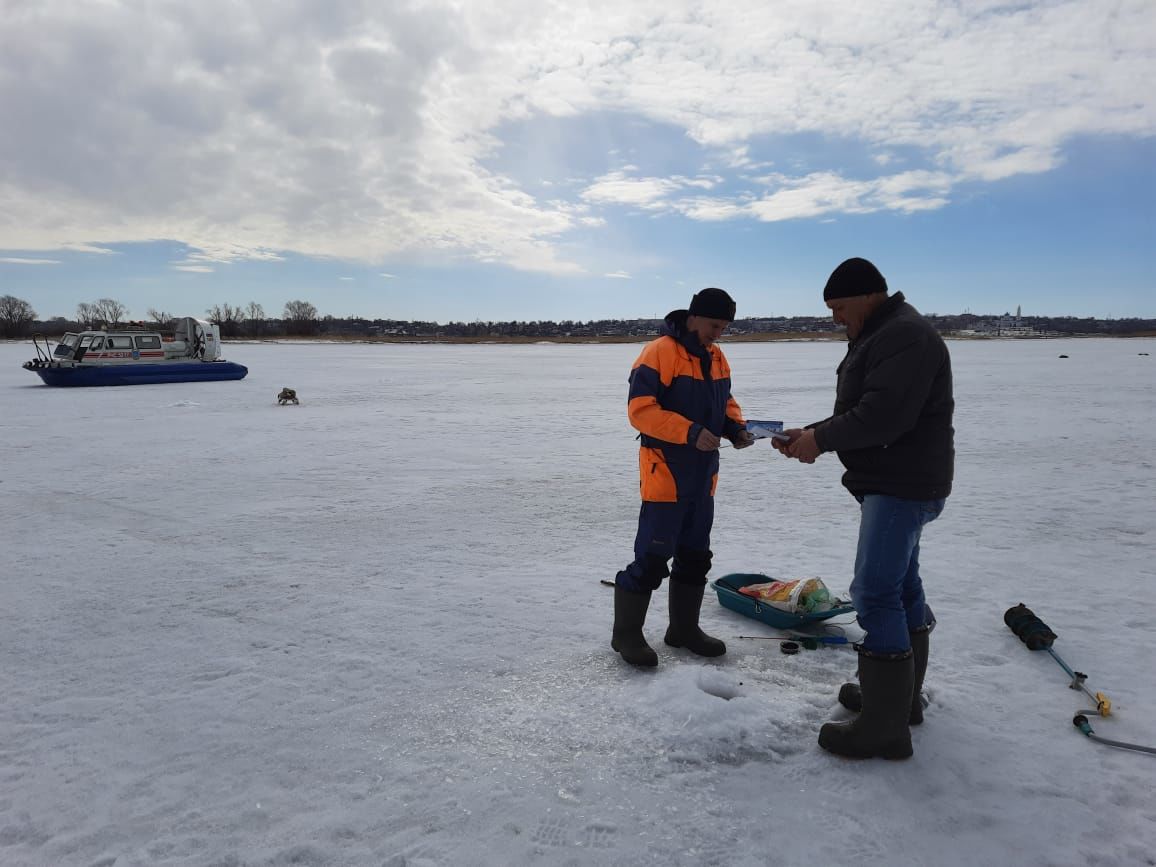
left=1, top=0, right=1153, bottom=322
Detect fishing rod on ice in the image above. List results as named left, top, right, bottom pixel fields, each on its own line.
left=598, top=580, right=853, bottom=652
left=1004, top=604, right=1156, bottom=756
left=737, top=632, right=853, bottom=651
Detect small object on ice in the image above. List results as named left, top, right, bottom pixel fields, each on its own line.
left=277, top=387, right=299, bottom=405
left=780, top=640, right=800, bottom=655
left=1058, top=354, right=1069, bottom=359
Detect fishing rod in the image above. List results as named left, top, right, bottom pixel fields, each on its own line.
left=599, top=580, right=851, bottom=652
left=738, top=633, right=850, bottom=650
left=1005, top=604, right=1156, bottom=756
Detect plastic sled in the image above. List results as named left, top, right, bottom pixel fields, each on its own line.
left=711, top=573, right=854, bottom=629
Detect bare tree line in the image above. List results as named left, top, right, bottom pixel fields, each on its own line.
left=5, top=292, right=1155, bottom=341
left=0, top=294, right=37, bottom=338
left=1, top=295, right=322, bottom=338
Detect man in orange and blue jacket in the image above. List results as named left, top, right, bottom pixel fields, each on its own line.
left=612, top=288, right=754, bottom=667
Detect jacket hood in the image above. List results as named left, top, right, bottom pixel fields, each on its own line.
left=664, top=308, right=709, bottom=347
left=661, top=308, right=712, bottom=361
left=660, top=309, right=689, bottom=339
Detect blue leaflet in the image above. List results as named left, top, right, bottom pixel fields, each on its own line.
left=745, top=419, right=786, bottom=440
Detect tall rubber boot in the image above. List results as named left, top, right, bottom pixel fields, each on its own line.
left=819, top=652, right=915, bottom=759
left=611, top=586, right=658, bottom=667
left=837, top=629, right=930, bottom=724
left=663, top=581, right=726, bottom=657
left=907, top=628, right=929, bottom=724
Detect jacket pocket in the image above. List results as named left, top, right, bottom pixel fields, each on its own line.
left=639, top=447, right=678, bottom=502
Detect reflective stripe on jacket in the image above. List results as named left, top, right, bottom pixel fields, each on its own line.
left=627, top=310, right=745, bottom=502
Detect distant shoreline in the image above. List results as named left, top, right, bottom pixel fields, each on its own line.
left=230, top=332, right=843, bottom=345
left=4, top=331, right=1154, bottom=347
left=224, top=331, right=1156, bottom=345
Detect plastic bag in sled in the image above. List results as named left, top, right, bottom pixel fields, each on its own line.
left=711, top=573, right=854, bottom=629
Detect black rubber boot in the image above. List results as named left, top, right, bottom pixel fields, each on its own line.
left=819, top=652, right=915, bottom=759
left=907, top=628, right=929, bottom=724
left=663, top=581, right=726, bottom=657
left=611, top=586, right=658, bottom=667
left=838, top=629, right=930, bottom=724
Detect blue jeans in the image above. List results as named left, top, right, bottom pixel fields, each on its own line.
left=850, top=494, right=946, bottom=655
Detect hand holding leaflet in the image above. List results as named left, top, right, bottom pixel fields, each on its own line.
left=744, top=419, right=790, bottom=442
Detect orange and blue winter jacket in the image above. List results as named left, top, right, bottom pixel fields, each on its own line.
left=628, top=310, right=745, bottom=503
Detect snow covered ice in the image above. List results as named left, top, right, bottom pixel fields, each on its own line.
left=2, top=337, right=1154, bottom=867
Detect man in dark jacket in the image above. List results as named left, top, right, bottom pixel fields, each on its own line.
left=776, top=258, right=954, bottom=759
left=612, top=288, right=754, bottom=667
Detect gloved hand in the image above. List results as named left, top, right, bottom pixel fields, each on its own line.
left=731, top=428, right=756, bottom=449
left=694, top=428, right=721, bottom=451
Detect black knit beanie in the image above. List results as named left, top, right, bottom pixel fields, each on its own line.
left=688, top=287, right=736, bottom=321
left=823, top=258, right=888, bottom=300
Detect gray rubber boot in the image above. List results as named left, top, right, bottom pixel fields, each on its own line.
left=663, top=581, right=726, bottom=657
left=837, top=629, right=930, bottom=724
left=819, top=652, right=915, bottom=759
left=611, top=586, right=658, bottom=667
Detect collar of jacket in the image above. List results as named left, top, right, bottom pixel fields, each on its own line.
left=851, top=291, right=907, bottom=346
left=660, top=309, right=711, bottom=359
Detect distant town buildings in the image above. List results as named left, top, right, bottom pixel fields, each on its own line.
left=313, top=311, right=1152, bottom=340
left=954, top=308, right=1062, bottom=338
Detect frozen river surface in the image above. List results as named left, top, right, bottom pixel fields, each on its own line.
left=2, top=337, right=1154, bottom=866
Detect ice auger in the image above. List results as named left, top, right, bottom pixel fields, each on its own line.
left=1004, top=604, right=1155, bottom=756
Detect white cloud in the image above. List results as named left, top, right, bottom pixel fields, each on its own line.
left=743, top=169, right=951, bottom=221
left=176, top=246, right=285, bottom=266
left=582, top=172, right=680, bottom=208
left=0, top=257, right=60, bottom=265
left=672, top=198, right=747, bottom=222
left=749, top=173, right=877, bottom=221
left=172, top=265, right=214, bottom=273
left=604, top=270, right=632, bottom=278
left=0, top=0, right=1149, bottom=267
left=379, top=272, right=397, bottom=278
left=339, top=276, right=354, bottom=281
left=55, top=243, right=119, bottom=255
left=595, top=166, right=956, bottom=221
left=581, top=171, right=730, bottom=209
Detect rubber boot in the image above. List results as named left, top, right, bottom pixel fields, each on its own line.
left=663, top=581, right=726, bottom=657
left=907, top=628, right=930, bottom=724
left=819, top=652, right=915, bottom=759
left=838, top=629, right=930, bottom=724
left=611, top=586, right=658, bottom=667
